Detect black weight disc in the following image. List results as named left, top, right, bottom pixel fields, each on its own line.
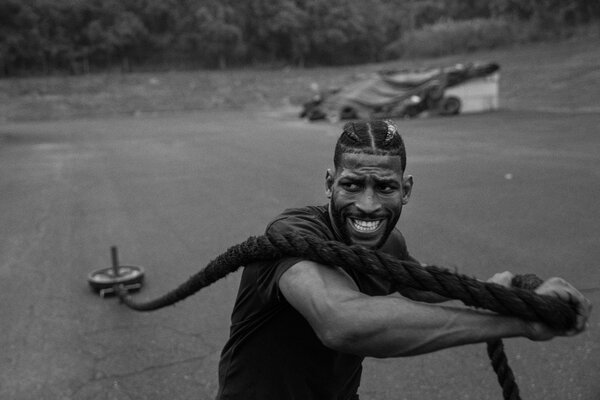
left=88, top=265, right=145, bottom=293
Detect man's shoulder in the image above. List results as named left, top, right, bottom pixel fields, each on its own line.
left=387, top=227, right=406, bottom=244
left=266, top=205, right=333, bottom=241
left=380, top=227, right=410, bottom=259
left=268, top=205, right=328, bottom=224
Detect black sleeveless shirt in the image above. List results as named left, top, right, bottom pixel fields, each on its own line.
left=216, top=205, right=415, bottom=400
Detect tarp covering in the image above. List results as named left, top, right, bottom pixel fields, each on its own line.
left=301, top=62, right=499, bottom=121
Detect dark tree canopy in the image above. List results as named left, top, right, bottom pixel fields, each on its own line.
left=1, top=0, right=597, bottom=76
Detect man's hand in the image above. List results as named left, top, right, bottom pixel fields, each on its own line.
left=487, top=272, right=592, bottom=341
left=534, top=277, right=592, bottom=336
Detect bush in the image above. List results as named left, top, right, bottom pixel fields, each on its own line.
left=383, top=18, right=519, bottom=59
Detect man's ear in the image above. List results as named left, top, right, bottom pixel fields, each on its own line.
left=402, top=175, right=413, bottom=205
left=325, top=169, right=334, bottom=198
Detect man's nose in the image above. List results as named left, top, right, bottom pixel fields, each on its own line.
left=355, top=190, right=381, bottom=213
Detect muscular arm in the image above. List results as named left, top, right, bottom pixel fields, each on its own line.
left=279, top=260, right=531, bottom=358
left=395, top=286, right=451, bottom=304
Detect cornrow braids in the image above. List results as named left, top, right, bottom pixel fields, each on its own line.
left=383, top=119, right=399, bottom=146
left=342, top=122, right=361, bottom=143
left=333, top=120, right=406, bottom=171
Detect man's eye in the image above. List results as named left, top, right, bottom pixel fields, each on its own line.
left=377, top=185, right=396, bottom=193
left=341, top=182, right=361, bottom=191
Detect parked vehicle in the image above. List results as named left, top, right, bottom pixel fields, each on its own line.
left=300, top=62, right=499, bottom=121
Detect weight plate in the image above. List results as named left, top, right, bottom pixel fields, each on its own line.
left=88, top=265, right=145, bottom=292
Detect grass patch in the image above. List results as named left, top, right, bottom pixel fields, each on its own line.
left=383, top=18, right=600, bottom=60
left=384, top=18, right=518, bottom=59
left=0, top=30, right=599, bottom=122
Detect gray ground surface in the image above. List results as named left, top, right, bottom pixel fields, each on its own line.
left=0, top=109, right=598, bottom=400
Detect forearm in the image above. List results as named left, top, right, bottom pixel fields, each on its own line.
left=327, top=294, right=529, bottom=358
left=395, top=286, right=451, bottom=303
left=280, top=261, right=590, bottom=359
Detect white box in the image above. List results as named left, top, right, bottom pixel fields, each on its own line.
left=445, top=72, right=499, bottom=113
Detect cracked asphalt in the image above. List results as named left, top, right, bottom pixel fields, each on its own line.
left=1, top=109, right=598, bottom=400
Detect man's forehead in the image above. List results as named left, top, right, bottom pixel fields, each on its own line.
left=336, top=152, right=403, bottom=176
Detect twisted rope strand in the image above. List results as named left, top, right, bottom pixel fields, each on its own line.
left=118, top=231, right=576, bottom=330
left=485, top=275, right=544, bottom=400
left=286, top=234, right=575, bottom=329
left=487, top=339, right=521, bottom=400
left=118, top=235, right=281, bottom=310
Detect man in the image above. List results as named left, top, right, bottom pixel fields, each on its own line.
left=216, top=120, right=591, bottom=399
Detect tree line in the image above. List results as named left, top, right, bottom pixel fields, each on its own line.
left=1, top=0, right=598, bottom=76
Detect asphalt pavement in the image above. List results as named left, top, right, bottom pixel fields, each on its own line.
left=0, top=109, right=598, bottom=400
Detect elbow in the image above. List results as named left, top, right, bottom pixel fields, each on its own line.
left=317, top=326, right=354, bottom=352
left=316, top=323, right=391, bottom=358
left=312, top=311, right=362, bottom=353
left=309, top=298, right=372, bottom=354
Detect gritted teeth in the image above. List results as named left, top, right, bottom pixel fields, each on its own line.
left=351, top=219, right=382, bottom=232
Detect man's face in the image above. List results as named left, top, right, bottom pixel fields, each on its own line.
left=326, top=152, right=413, bottom=249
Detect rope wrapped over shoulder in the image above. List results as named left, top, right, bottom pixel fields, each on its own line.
left=114, top=230, right=579, bottom=400
left=117, top=231, right=577, bottom=331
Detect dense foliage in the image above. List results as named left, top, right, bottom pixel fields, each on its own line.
left=1, top=0, right=598, bottom=76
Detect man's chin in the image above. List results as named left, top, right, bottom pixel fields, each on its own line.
left=349, top=236, right=384, bottom=249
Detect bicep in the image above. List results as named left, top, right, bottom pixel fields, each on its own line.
left=278, top=260, right=363, bottom=340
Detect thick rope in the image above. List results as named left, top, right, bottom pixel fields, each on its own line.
left=117, top=235, right=281, bottom=311
left=115, top=231, right=578, bottom=399
left=485, top=274, right=544, bottom=400
left=118, top=231, right=576, bottom=327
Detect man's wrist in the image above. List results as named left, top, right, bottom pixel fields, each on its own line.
left=486, top=313, right=533, bottom=340
left=517, top=318, right=535, bottom=340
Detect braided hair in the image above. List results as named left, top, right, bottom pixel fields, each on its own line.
left=333, top=120, right=406, bottom=171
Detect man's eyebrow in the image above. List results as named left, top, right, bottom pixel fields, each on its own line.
left=339, top=175, right=400, bottom=184
left=338, top=174, right=363, bottom=180
left=373, top=176, right=401, bottom=184
left=375, top=181, right=401, bottom=189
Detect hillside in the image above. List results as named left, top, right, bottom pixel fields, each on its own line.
left=0, top=34, right=599, bottom=122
